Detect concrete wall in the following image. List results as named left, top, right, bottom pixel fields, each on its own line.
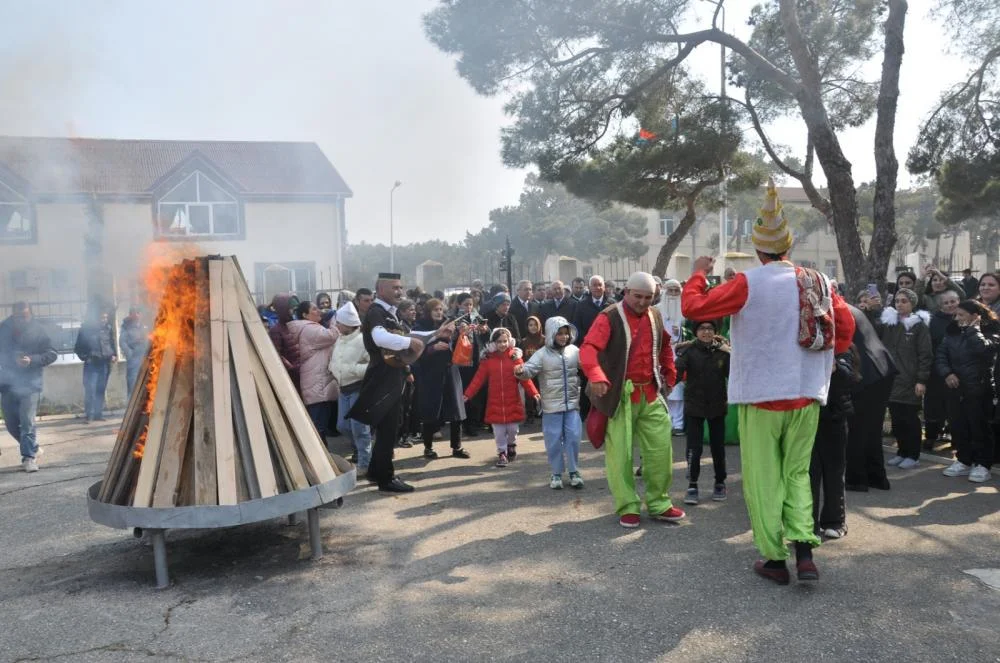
left=38, top=360, right=129, bottom=414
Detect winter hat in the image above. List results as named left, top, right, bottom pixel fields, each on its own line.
left=664, top=279, right=681, bottom=291
left=752, top=177, right=793, bottom=255
left=625, top=271, right=657, bottom=293
left=894, top=288, right=918, bottom=307
left=335, top=301, right=361, bottom=327
left=490, top=327, right=512, bottom=342
left=492, top=292, right=511, bottom=307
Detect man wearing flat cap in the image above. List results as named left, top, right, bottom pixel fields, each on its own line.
left=349, top=272, right=450, bottom=493
left=580, top=271, right=686, bottom=529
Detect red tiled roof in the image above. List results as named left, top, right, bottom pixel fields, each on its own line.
left=0, top=136, right=352, bottom=197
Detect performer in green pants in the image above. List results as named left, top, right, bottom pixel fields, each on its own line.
left=580, top=272, right=686, bottom=529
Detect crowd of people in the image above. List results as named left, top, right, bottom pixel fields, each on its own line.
left=1, top=182, right=997, bottom=586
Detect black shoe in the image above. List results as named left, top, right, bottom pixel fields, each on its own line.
left=378, top=477, right=415, bottom=493
left=869, top=477, right=891, bottom=490
left=348, top=454, right=358, bottom=464
left=635, top=465, right=643, bottom=477
left=396, top=439, right=414, bottom=449
left=423, top=448, right=439, bottom=460
left=506, top=445, right=517, bottom=461
left=451, top=447, right=471, bottom=459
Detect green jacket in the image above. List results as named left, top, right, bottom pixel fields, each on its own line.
left=877, top=308, right=933, bottom=405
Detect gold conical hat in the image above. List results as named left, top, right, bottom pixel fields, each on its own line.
left=752, top=177, right=793, bottom=255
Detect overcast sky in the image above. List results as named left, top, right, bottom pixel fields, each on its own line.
left=0, top=0, right=965, bottom=247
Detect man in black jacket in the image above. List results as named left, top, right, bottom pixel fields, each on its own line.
left=75, top=308, right=118, bottom=423
left=539, top=280, right=576, bottom=325
left=0, top=302, right=57, bottom=472
left=845, top=304, right=897, bottom=491
left=571, top=275, right=613, bottom=418
left=510, top=280, right=538, bottom=339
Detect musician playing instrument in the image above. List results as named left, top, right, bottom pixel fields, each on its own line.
left=348, top=273, right=453, bottom=493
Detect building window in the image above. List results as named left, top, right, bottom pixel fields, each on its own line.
left=824, top=260, right=838, bottom=280
left=156, top=171, right=241, bottom=238
left=659, top=213, right=675, bottom=236
left=254, top=262, right=316, bottom=305
left=0, top=181, right=35, bottom=244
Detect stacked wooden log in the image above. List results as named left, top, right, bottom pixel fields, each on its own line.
left=98, top=255, right=343, bottom=507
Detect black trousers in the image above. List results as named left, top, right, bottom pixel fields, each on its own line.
left=399, top=380, right=418, bottom=441
left=579, top=375, right=592, bottom=421
left=368, top=405, right=401, bottom=485
left=847, top=376, right=892, bottom=487
left=947, top=390, right=995, bottom=468
left=923, top=373, right=948, bottom=442
left=811, top=417, right=847, bottom=530
left=889, top=402, right=922, bottom=460
left=685, top=415, right=727, bottom=485
left=423, top=420, right=462, bottom=450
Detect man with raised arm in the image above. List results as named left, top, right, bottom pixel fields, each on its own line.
left=682, top=180, right=855, bottom=584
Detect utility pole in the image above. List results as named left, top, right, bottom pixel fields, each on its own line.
left=500, top=235, right=514, bottom=293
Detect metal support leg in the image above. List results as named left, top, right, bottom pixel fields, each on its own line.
left=149, top=529, right=169, bottom=589
left=288, top=512, right=298, bottom=526
left=307, top=508, right=322, bottom=560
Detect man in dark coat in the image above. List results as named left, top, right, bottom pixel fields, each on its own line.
left=0, top=302, right=57, bottom=472
left=348, top=273, right=450, bottom=492
left=845, top=304, right=898, bottom=491
left=510, top=280, right=538, bottom=339
left=75, top=308, right=118, bottom=422
left=572, top=275, right=614, bottom=418
left=119, top=307, right=149, bottom=398
left=539, top=280, right=576, bottom=325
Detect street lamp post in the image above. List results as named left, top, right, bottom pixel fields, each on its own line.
left=703, top=0, right=727, bottom=275
left=389, top=180, right=401, bottom=272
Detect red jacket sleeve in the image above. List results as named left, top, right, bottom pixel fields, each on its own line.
left=832, top=292, right=855, bottom=355
left=514, top=358, right=540, bottom=398
left=579, top=313, right=612, bottom=384
left=463, top=359, right=490, bottom=400
left=681, top=272, right=749, bottom=321
left=660, top=329, right=677, bottom=388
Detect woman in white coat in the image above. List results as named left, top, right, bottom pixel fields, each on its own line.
left=659, top=279, right=686, bottom=435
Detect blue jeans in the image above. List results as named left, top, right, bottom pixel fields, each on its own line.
left=306, top=402, right=332, bottom=441
left=83, top=359, right=111, bottom=420
left=542, top=410, right=582, bottom=475
left=338, top=391, right=372, bottom=468
left=125, top=360, right=142, bottom=399
left=2, top=389, right=40, bottom=460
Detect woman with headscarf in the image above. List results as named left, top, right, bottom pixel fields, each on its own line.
left=268, top=294, right=301, bottom=387
left=658, top=279, right=686, bottom=434
left=876, top=288, right=933, bottom=469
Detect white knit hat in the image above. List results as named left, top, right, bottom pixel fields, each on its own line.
left=625, top=271, right=657, bottom=293
left=335, top=301, right=361, bottom=327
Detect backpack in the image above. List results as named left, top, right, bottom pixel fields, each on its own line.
left=795, top=267, right=835, bottom=351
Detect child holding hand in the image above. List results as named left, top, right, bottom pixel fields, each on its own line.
left=464, top=328, right=540, bottom=467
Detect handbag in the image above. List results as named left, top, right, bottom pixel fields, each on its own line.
left=451, top=333, right=474, bottom=367
left=586, top=408, right=609, bottom=449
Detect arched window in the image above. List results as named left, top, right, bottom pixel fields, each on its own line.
left=0, top=180, right=34, bottom=244
left=156, top=171, right=240, bottom=238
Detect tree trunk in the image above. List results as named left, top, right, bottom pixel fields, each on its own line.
left=866, top=0, right=908, bottom=293
left=778, top=1, right=866, bottom=294
left=652, top=197, right=699, bottom=278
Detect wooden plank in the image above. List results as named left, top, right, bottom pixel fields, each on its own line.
left=176, top=428, right=196, bottom=506
left=209, top=259, right=238, bottom=506
left=99, top=355, right=151, bottom=502
left=227, top=257, right=337, bottom=483
left=246, top=341, right=310, bottom=491
left=224, top=261, right=279, bottom=499
left=192, top=258, right=217, bottom=505
left=132, top=347, right=177, bottom=508
left=110, top=411, right=148, bottom=505
left=151, top=355, right=195, bottom=507
left=229, top=358, right=260, bottom=500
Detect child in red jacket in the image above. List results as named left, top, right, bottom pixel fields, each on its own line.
left=464, top=328, right=541, bottom=466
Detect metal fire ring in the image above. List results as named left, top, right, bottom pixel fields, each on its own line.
left=87, top=469, right=357, bottom=588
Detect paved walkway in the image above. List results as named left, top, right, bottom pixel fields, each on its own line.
left=1, top=418, right=998, bottom=662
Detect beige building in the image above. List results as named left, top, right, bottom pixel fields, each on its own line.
left=0, top=136, right=351, bottom=310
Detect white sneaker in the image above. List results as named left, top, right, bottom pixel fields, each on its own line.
left=22, top=459, right=38, bottom=473
left=943, top=461, right=971, bottom=477
left=550, top=474, right=563, bottom=490
left=898, top=457, right=920, bottom=470
left=568, top=472, right=584, bottom=489
left=887, top=455, right=905, bottom=466
left=968, top=465, right=992, bottom=483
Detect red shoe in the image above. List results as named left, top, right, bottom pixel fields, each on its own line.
left=619, top=513, right=641, bottom=528
left=796, top=559, right=819, bottom=582
left=753, top=560, right=790, bottom=585
left=653, top=506, right=686, bottom=523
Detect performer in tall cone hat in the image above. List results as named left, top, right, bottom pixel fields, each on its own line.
left=580, top=271, right=686, bottom=528
left=682, top=179, right=855, bottom=584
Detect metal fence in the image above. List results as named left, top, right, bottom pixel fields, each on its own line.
left=0, top=299, right=89, bottom=355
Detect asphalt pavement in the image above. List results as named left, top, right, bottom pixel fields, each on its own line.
left=0, top=416, right=998, bottom=662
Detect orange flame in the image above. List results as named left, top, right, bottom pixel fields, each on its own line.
left=133, top=244, right=202, bottom=460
